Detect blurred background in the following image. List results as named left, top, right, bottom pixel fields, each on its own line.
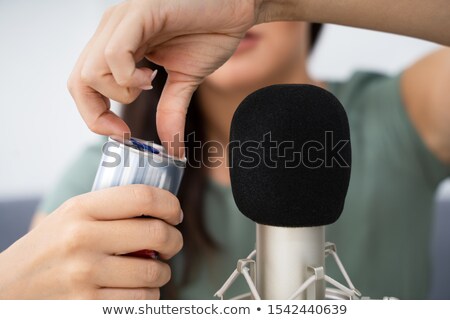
left=0, top=0, right=449, bottom=298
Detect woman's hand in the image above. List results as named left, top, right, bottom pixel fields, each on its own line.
left=68, top=0, right=450, bottom=158
left=68, top=0, right=260, bottom=157
left=0, top=185, right=183, bottom=299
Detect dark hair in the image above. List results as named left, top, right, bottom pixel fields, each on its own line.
left=122, top=23, right=323, bottom=299
left=310, top=23, right=323, bottom=49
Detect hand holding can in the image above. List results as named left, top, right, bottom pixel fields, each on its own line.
left=0, top=184, right=183, bottom=299
left=92, top=136, right=186, bottom=259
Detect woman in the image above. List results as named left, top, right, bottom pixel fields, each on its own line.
left=1, top=0, right=449, bottom=299
left=37, top=21, right=450, bottom=299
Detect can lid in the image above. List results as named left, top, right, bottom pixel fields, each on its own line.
left=109, top=136, right=186, bottom=166
left=129, top=138, right=160, bottom=154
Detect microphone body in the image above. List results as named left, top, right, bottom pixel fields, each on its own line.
left=227, top=84, right=352, bottom=300
left=256, top=224, right=325, bottom=299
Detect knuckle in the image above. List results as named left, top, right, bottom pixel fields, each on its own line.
left=119, top=88, right=138, bottom=104
left=162, top=264, right=171, bottom=285
left=81, top=290, right=97, bottom=300
left=67, top=261, right=94, bottom=286
left=102, top=5, right=116, bottom=20
left=104, top=45, right=119, bottom=63
left=174, top=230, right=184, bottom=254
left=79, top=64, right=106, bottom=89
left=104, top=64, right=130, bottom=89
left=66, top=76, right=76, bottom=95
left=60, top=195, right=83, bottom=214
left=148, top=288, right=160, bottom=300
left=57, top=198, right=76, bottom=215
left=131, top=289, right=147, bottom=300
left=63, top=221, right=89, bottom=252
left=86, top=119, right=102, bottom=134
left=167, top=194, right=181, bottom=219
left=149, top=220, right=169, bottom=246
left=115, top=77, right=130, bottom=87
left=131, top=185, right=154, bottom=210
left=79, top=67, right=95, bottom=85
left=145, top=262, right=162, bottom=284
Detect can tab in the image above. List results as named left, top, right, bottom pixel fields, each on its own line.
left=129, top=138, right=160, bottom=154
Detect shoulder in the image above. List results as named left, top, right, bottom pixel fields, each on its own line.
left=326, top=71, right=400, bottom=112
left=326, top=70, right=450, bottom=184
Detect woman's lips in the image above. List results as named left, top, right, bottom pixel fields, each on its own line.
left=234, top=32, right=261, bottom=55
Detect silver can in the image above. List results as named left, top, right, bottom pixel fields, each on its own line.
left=92, top=136, right=185, bottom=194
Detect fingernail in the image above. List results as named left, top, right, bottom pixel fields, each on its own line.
left=148, top=250, right=159, bottom=260
left=150, top=69, right=158, bottom=82
left=138, top=69, right=158, bottom=90
left=179, top=209, right=184, bottom=224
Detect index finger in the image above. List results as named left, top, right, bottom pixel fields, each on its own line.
left=104, top=11, right=151, bottom=89
left=67, top=5, right=131, bottom=137
left=69, top=184, right=182, bottom=226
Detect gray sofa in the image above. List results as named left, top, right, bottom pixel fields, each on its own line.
left=0, top=198, right=39, bottom=252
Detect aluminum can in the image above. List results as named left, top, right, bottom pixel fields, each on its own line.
left=92, top=136, right=185, bottom=194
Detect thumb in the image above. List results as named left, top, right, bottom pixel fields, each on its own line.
left=156, top=73, right=200, bottom=158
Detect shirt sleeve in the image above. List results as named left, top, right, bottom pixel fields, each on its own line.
left=37, top=142, right=103, bottom=214
left=328, top=71, right=450, bottom=188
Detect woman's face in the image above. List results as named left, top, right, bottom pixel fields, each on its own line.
left=204, top=22, right=309, bottom=92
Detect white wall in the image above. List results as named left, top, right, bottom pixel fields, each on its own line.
left=0, top=1, right=448, bottom=199
left=0, top=1, right=110, bottom=199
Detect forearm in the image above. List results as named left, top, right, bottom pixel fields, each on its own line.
left=402, top=48, right=450, bottom=164
left=0, top=246, right=23, bottom=299
left=258, top=0, right=450, bottom=45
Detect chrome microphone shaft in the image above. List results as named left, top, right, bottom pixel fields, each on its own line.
left=256, top=224, right=325, bottom=299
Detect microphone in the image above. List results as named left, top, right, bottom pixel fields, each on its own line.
left=223, top=84, right=352, bottom=300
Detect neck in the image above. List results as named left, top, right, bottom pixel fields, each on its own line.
left=197, top=66, right=316, bottom=186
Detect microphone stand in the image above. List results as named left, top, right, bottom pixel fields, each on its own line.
left=215, top=236, right=375, bottom=300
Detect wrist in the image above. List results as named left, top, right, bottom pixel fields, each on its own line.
left=0, top=251, right=10, bottom=298
left=256, top=0, right=307, bottom=24
left=0, top=248, right=27, bottom=299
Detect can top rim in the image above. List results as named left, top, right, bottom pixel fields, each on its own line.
left=108, top=136, right=187, bottom=165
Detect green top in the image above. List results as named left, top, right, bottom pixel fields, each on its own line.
left=39, top=72, right=450, bottom=299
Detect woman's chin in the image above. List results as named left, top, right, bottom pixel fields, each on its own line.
left=204, top=78, right=262, bottom=94
left=205, top=69, right=271, bottom=93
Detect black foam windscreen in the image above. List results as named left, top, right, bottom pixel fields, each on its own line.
left=229, top=84, right=351, bottom=227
